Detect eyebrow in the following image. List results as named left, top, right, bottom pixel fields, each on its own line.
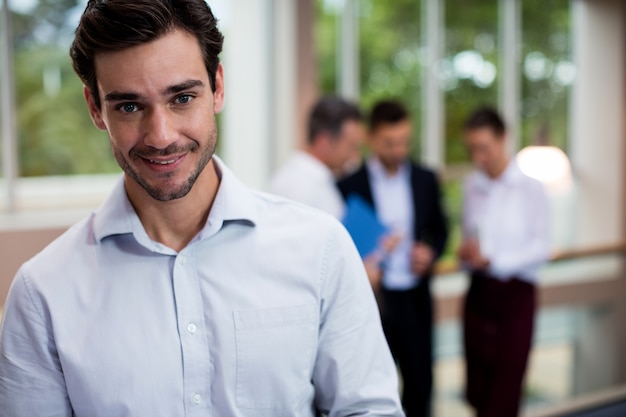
left=103, top=79, right=206, bottom=102
left=162, top=79, right=205, bottom=95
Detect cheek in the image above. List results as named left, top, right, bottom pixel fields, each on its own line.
left=186, top=108, right=217, bottom=136
left=106, top=126, right=133, bottom=149
left=392, top=144, right=406, bottom=158
left=483, top=149, right=498, bottom=165
left=470, top=150, right=485, bottom=165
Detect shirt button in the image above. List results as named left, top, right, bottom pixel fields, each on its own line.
left=187, top=323, right=197, bottom=334
left=191, top=393, right=202, bottom=405
left=179, top=256, right=186, bottom=266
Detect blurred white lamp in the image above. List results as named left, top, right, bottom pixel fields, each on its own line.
left=516, top=145, right=573, bottom=194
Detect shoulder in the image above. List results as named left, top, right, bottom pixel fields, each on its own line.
left=251, top=190, right=343, bottom=231
left=509, top=161, right=547, bottom=196
left=409, top=163, right=443, bottom=196
left=248, top=189, right=355, bottom=264
left=269, top=155, right=305, bottom=187
left=17, top=215, right=97, bottom=288
left=520, top=172, right=547, bottom=198
left=462, top=169, right=485, bottom=190
left=410, top=162, right=439, bottom=181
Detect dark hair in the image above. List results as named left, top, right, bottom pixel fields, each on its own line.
left=70, top=0, right=224, bottom=109
left=464, top=106, right=506, bottom=137
left=307, top=96, right=363, bottom=144
left=369, top=100, right=409, bottom=132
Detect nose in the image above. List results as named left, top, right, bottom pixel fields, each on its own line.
left=142, top=106, right=178, bottom=149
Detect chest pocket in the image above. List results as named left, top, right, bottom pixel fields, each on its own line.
left=233, top=304, right=318, bottom=410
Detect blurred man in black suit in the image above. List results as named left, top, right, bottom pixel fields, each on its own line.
left=338, top=100, right=448, bottom=417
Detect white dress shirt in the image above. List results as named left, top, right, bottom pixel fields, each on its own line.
left=269, top=151, right=345, bottom=219
left=0, top=156, right=403, bottom=417
left=367, top=157, right=416, bottom=290
left=462, top=159, right=550, bottom=282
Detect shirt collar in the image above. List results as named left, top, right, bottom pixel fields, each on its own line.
left=474, top=159, right=525, bottom=190
left=367, top=156, right=410, bottom=181
left=93, top=155, right=257, bottom=243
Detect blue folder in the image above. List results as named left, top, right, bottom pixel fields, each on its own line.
left=341, top=194, right=388, bottom=258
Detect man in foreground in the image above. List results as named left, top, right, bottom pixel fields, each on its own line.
left=0, top=1, right=404, bottom=416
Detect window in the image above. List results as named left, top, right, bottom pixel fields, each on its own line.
left=520, top=0, right=573, bottom=150
left=359, top=0, right=422, bottom=159
left=315, top=0, right=423, bottom=160
left=8, top=0, right=118, bottom=177
left=443, top=0, right=498, bottom=164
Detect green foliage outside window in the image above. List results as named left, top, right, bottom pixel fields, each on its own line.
left=521, top=0, right=572, bottom=150
left=14, top=46, right=118, bottom=176
left=5, top=0, right=120, bottom=177
left=316, top=0, right=423, bottom=160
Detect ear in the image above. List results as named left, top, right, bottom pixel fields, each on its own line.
left=84, top=86, right=107, bottom=131
left=316, top=132, right=335, bottom=151
left=213, top=63, right=225, bottom=114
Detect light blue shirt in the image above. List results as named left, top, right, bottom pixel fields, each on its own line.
left=367, top=157, right=417, bottom=290
left=0, top=157, right=403, bottom=417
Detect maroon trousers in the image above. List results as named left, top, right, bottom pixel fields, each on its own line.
left=463, top=271, right=536, bottom=417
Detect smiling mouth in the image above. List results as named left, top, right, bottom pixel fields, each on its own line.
left=148, top=158, right=179, bottom=165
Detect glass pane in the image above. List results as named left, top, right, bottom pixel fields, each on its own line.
left=11, top=0, right=119, bottom=177
left=440, top=177, right=464, bottom=263
left=314, top=0, right=339, bottom=95
left=443, top=0, right=499, bottom=165
left=358, top=0, right=422, bottom=160
left=441, top=0, right=498, bottom=261
left=314, top=0, right=422, bottom=159
left=521, top=0, right=572, bottom=150
left=0, top=4, right=4, bottom=211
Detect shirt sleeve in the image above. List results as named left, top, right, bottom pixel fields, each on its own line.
left=461, top=176, right=474, bottom=240
left=458, top=176, right=476, bottom=271
left=488, top=180, right=551, bottom=277
left=0, top=267, right=73, bottom=417
left=312, top=222, right=405, bottom=417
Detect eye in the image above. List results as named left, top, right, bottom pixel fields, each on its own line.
left=174, top=94, right=193, bottom=105
left=118, top=103, right=138, bottom=113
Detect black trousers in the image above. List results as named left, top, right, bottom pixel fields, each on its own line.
left=380, top=279, right=433, bottom=417
left=463, top=271, right=536, bottom=417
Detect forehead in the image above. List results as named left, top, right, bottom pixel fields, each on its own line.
left=338, top=119, right=363, bottom=136
left=93, top=29, right=208, bottom=93
left=464, top=127, right=501, bottom=144
left=372, top=120, right=412, bottom=140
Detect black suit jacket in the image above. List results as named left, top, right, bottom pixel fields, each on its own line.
left=337, top=162, right=448, bottom=278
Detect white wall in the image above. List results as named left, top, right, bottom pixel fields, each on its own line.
left=221, top=0, right=298, bottom=190
left=570, top=0, right=625, bottom=246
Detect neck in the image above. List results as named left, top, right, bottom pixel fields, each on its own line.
left=126, top=159, right=221, bottom=252
left=305, top=147, right=323, bottom=163
left=379, top=158, right=400, bottom=176
left=306, top=147, right=338, bottom=177
left=487, top=157, right=510, bottom=179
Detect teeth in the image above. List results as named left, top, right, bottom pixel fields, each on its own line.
left=150, top=159, right=177, bottom=165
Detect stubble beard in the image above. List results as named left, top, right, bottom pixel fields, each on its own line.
left=113, top=125, right=217, bottom=202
